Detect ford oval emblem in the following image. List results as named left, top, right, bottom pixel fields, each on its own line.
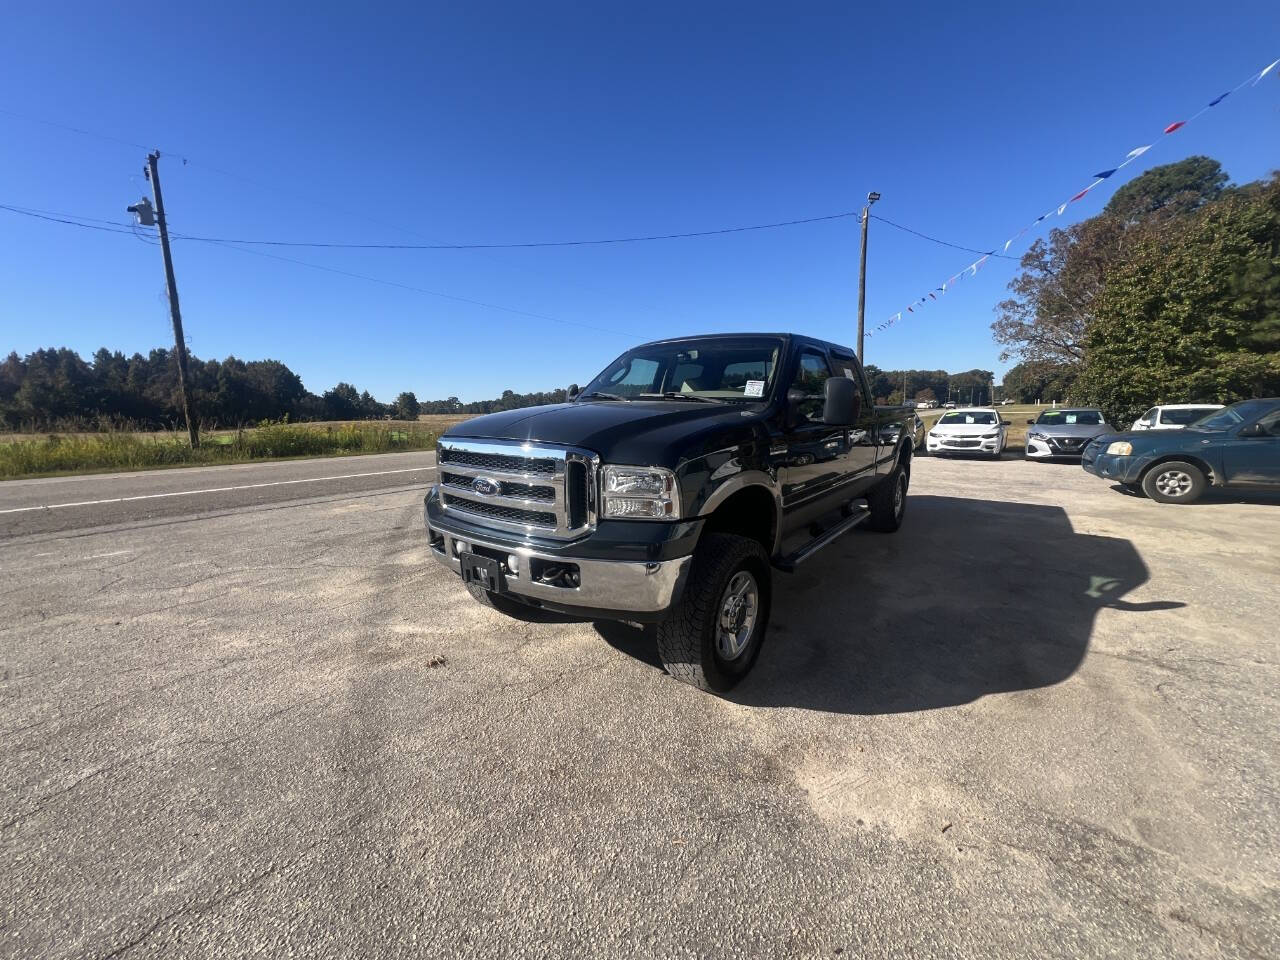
left=471, top=476, right=501, bottom=497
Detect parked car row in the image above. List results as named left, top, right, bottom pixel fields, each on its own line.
left=1082, top=398, right=1280, bottom=504
left=920, top=399, right=1280, bottom=507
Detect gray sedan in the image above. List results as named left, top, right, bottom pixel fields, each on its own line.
left=1025, top=408, right=1118, bottom=460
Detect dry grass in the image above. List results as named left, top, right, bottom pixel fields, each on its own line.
left=0, top=421, right=442, bottom=480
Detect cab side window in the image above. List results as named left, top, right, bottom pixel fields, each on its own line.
left=790, top=350, right=832, bottom=423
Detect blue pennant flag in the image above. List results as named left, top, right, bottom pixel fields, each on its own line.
left=1093, top=169, right=1117, bottom=179
left=1208, top=91, right=1230, bottom=107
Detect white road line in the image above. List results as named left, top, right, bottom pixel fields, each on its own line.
left=0, top=466, right=432, bottom=515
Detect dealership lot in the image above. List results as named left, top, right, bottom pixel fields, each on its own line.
left=2, top=453, right=1277, bottom=958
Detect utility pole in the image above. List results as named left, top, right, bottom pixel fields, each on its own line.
left=856, top=191, right=880, bottom=362
left=136, top=152, right=199, bottom=447
left=902, top=370, right=908, bottom=405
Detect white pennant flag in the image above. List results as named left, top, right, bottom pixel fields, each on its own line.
left=1057, top=202, right=1068, bottom=216
left=1255, top=58, right=1279, bottom=84
left=1126, top=145, right=1152, bottom=159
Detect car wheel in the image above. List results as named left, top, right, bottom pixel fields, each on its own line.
left=655, top=533, right=772, bottom=693
left=866, top=461, right=908, bottom=532
left=1140, top=460, right=1207, bottom=504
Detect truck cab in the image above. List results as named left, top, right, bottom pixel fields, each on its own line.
left=425, top=333, right=914, bottom=692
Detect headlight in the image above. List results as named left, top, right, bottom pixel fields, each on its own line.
left=981, top=431, right=999, bottom=438
left=1028, top=431, right=1047, bottom=440
left=1106, top=441, right=1134, bottom=456
left=601, top=465, right=680, bottom=520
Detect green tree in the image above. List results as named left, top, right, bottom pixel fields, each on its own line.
left=1105, top=155, right=1227, bottom=223
left=1077, top=173, right=1280, bottom=424
left=394, top=391, right=421, bottom=420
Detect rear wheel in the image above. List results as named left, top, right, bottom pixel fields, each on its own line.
left=866, top=461, right=908, bottom=532
left=1141, top=461, right=1207, bottom=504
left=655, top=533, right=772, bottom=692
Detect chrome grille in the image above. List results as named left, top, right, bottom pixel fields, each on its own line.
left=439, top=448, right=557, bottom=475
left=440, top=471, right=556, bottom=502
left=436, top=438, right=598, bottom=539
left=443, top=499, right=557, bottom=527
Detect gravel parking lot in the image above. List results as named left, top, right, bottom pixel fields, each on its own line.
left=2, top=452, right=1277, bottom=958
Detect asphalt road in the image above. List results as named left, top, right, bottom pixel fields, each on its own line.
left=2, top=453, right=1277, bottom=958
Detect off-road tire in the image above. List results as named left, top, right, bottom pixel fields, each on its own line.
left=655, top=533, right=772, bottom=693
left=866, top=461, right=909, bottom=532
left=1141, top=460, right=1207, bottom=504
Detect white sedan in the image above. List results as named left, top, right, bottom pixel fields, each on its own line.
left=925, top=407, right=1009, bottom=458
left=1131, top=403, right=1223, bottom=431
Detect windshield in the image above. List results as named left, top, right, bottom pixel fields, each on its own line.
left=938, top=411, right=997, bottom=425
left=581, top=337, right=783, bottom=401
left=1161, top=407, right=1220, bottom=425
left=1191, top=400, right=1273, bottom=430
left=1036, top=409, right=1103, bottom=426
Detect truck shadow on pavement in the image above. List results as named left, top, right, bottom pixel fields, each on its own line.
left=599, top=494, right=1185, bottom=715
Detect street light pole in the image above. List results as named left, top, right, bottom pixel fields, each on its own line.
left=856, top=191, right=879, bottom=362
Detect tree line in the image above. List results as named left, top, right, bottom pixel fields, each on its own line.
left=0, top=345, right=577, bottom=430
left=862, top=366, right=996, bottom=406
left=992, top=156, right=1280, bottom=421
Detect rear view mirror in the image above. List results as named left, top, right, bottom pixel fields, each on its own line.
left=823, top=377, right=861, bottom=426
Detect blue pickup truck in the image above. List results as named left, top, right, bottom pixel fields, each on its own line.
left=1081, top=398, right=1280, bottom=503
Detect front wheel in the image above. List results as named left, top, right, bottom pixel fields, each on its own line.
left=655, top=533, right=772, bottom=692
left=1141, top=460, right=1207, bottom=504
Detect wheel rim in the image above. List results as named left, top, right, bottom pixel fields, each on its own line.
left=1154, top=469, right=1193, bottom=498
left=716, top=570, right=759, bottom=661
left=893, top=473, right=906, bottom=518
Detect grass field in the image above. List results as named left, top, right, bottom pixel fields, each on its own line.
left=0, top=420, right=450, bottom=480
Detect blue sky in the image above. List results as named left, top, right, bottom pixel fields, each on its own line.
left=1, top=2, right=1277, bottom=402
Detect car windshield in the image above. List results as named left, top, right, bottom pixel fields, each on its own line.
left=938, top=411, right=996, bottom=425
left=581, top=337, right=784, bottom=401
left=1191, top=400, right=1274, bottom=430
left=1161, top=407, right=1219, bottom=425
left=1036, top=410, right=1103, bottom=425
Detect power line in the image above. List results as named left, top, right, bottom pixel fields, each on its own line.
left=0, top=200, right=631, bottom=339
left=870, top=214, right=1019, bottom=260
left=164, top=211, right=861, bottom=250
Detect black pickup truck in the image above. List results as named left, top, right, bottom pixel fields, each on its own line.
left=424, top=333, right=915, bottom=692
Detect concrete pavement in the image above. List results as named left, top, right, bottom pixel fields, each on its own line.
left=1, top=453, right=1277, bottom=958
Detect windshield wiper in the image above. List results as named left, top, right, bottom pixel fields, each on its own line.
left=639, top=392, right=722, bottom=404
left=579, top=391, right=629, bottom=401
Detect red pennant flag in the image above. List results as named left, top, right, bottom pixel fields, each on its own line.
left=1163, top=120, right=1186, bottom=134
left=1070, top=188, right=1089, bottom=203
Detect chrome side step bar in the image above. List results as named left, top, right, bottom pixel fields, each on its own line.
left=775, top=505, right=871, bottom=573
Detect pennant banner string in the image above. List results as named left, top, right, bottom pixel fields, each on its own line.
left=867, top=55, right=1278, bottom=339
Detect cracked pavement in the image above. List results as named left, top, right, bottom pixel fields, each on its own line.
left=1, top=451, right=1277, bottom=958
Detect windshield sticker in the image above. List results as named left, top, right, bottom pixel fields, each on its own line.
left=744, top=380, right=765, bottom=398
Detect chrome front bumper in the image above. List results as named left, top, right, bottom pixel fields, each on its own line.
left=427, top=525, right=693, bottom=617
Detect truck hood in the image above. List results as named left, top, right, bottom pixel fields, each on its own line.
left=444, top=399, right=763, bottom=465
left=1100, top=427, right=1233, bottom=452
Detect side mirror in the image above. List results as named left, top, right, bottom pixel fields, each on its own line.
left=1026, top=418, right=1036, bottom=425
left=823, top=377, right=861, bottom=426
left=1239, top=422, right=1266, bottom=438
left=567, top=383, right=580, bottom=400
left=1001, top=419, right=1011, bottom=426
